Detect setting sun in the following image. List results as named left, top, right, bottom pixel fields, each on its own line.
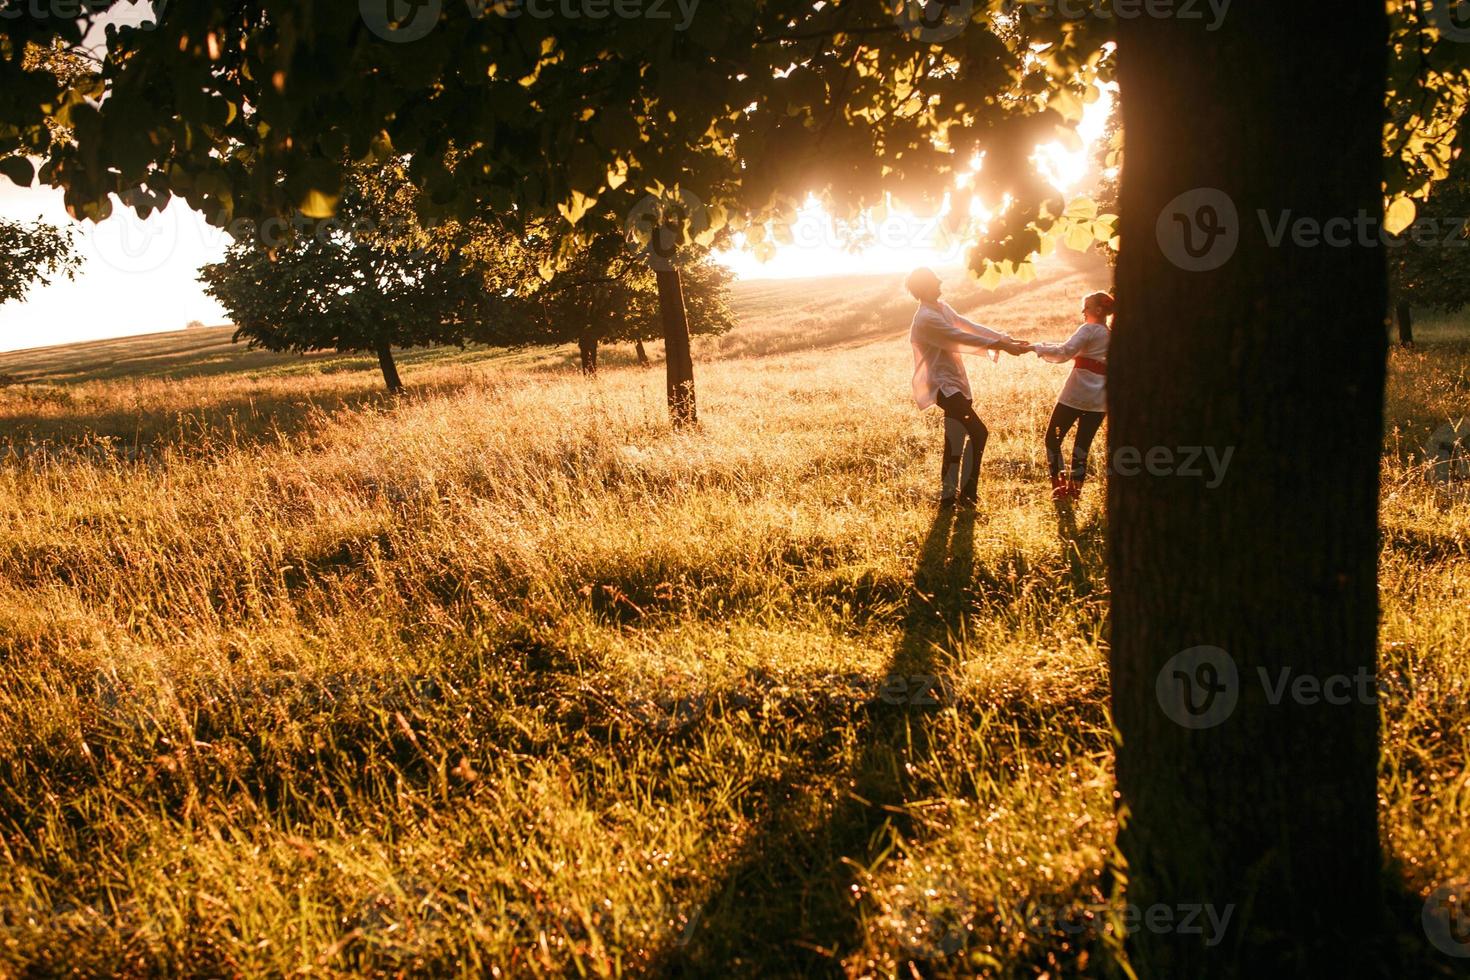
left=718, top=87, right=1115, bottom=281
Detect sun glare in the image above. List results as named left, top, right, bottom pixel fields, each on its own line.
left=721, top=87, right=1115, bottom=281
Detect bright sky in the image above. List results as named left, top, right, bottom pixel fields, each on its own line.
left=0, top=61, right=1112, bottom=354
left=0, top=182, right=232, bottom=352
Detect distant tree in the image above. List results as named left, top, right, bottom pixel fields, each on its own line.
left=200, top=163, right=504, bottom=393
left=0, top=216, right=78, bottom=308
left=1386, top=145, right=1470, bottom=345
left=515, top=235, right=735, bottom=376
left=204, top=161, right=729, bottom=388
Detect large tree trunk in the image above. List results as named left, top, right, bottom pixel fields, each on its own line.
left=1112, top=5, right=1387, bottom=977
left=579, top=335, right=599, bottom=376
left=655, top=268, right=697, bottom=426
left=1396, top=299, right=1414, bottom=347
left=375, top=338, right=404, bottom=394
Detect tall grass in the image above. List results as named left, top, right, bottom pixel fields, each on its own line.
left=0, top=271, right=1465, bottom=976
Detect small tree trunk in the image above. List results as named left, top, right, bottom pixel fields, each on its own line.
left=635, top=339, right=651, bottom=367
left=376, top=338, right=404, bottom=394
left=1113, top=4, right=1386, bottom=976
left=655, top=268, right=696, bottom=426
left=1396, top=299, right=1414, bottom=347
left=579, top=336, right=599, bottom=376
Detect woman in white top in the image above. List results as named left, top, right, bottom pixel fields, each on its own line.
left=1031, top=291, right=1113, bottom=502
left=905, top=267, right=1030, bottom=508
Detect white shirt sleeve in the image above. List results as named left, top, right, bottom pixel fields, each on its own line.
left=1032, top=324, right=1093, bottom=363
left=915, top=304, right=1012, bottom=352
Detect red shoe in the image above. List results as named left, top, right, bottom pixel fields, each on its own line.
left=1050, top=475, right=1069, bottom=502
left=1065, top=480, right=1084, bottom=501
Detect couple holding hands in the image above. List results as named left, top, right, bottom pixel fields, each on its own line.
left=906, top=267, right=1115, bottom=507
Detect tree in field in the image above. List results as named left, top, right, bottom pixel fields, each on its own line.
left=1109, top=5, right=1392, bottom=975
left=200, top=163, right=505, bottom=392
left=1386, top=145, right=1470, bottom=345
left=513, top=234, right=736, bottom=376
left=201, top=232, right=474, bottom=393
left=0, top=216, right=77, bottom=307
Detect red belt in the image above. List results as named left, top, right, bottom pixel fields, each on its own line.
left=1076, top=357, right=1107, bottom=376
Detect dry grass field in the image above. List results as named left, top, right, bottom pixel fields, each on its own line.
left=0, top=258, right=1466, bottom=977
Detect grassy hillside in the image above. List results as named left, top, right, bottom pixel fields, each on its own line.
left=0, top=261, right=1466, bottom=977
left=0, top=258, right=1097, bottom=386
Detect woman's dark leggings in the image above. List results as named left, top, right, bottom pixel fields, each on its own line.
left=1045, top=403, right=1106, bottom=483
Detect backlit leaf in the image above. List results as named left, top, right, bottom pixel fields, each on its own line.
left=299, top=189, right=339, bottom=219
left=1384, top=196, right=1417, bottom=235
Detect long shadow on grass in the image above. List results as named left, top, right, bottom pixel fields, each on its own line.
left=654, top=505, right=978, bottom=976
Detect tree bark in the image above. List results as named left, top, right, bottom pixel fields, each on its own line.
left=375, top=338, right=404, bottom=394
left=635, top=339, right=651, bottom=368
left=1396, top=299, right=1414, bottom=347
left=1112, top=5, right=1386, bottom=977
left=579, top=335, right=599, bottom=376
left=655, top=268, right=696, bottom=426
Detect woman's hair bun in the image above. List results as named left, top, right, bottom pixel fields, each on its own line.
left=1085, top=291, right=1115, bottom=316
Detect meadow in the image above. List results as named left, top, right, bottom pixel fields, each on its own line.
left=0, top=260, right=1466, bottom=977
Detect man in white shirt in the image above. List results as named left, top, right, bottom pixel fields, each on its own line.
left=906, top=267, right=1031, bottom=508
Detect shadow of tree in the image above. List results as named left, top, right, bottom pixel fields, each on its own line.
left=652, top=506, right=979, bottom=976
